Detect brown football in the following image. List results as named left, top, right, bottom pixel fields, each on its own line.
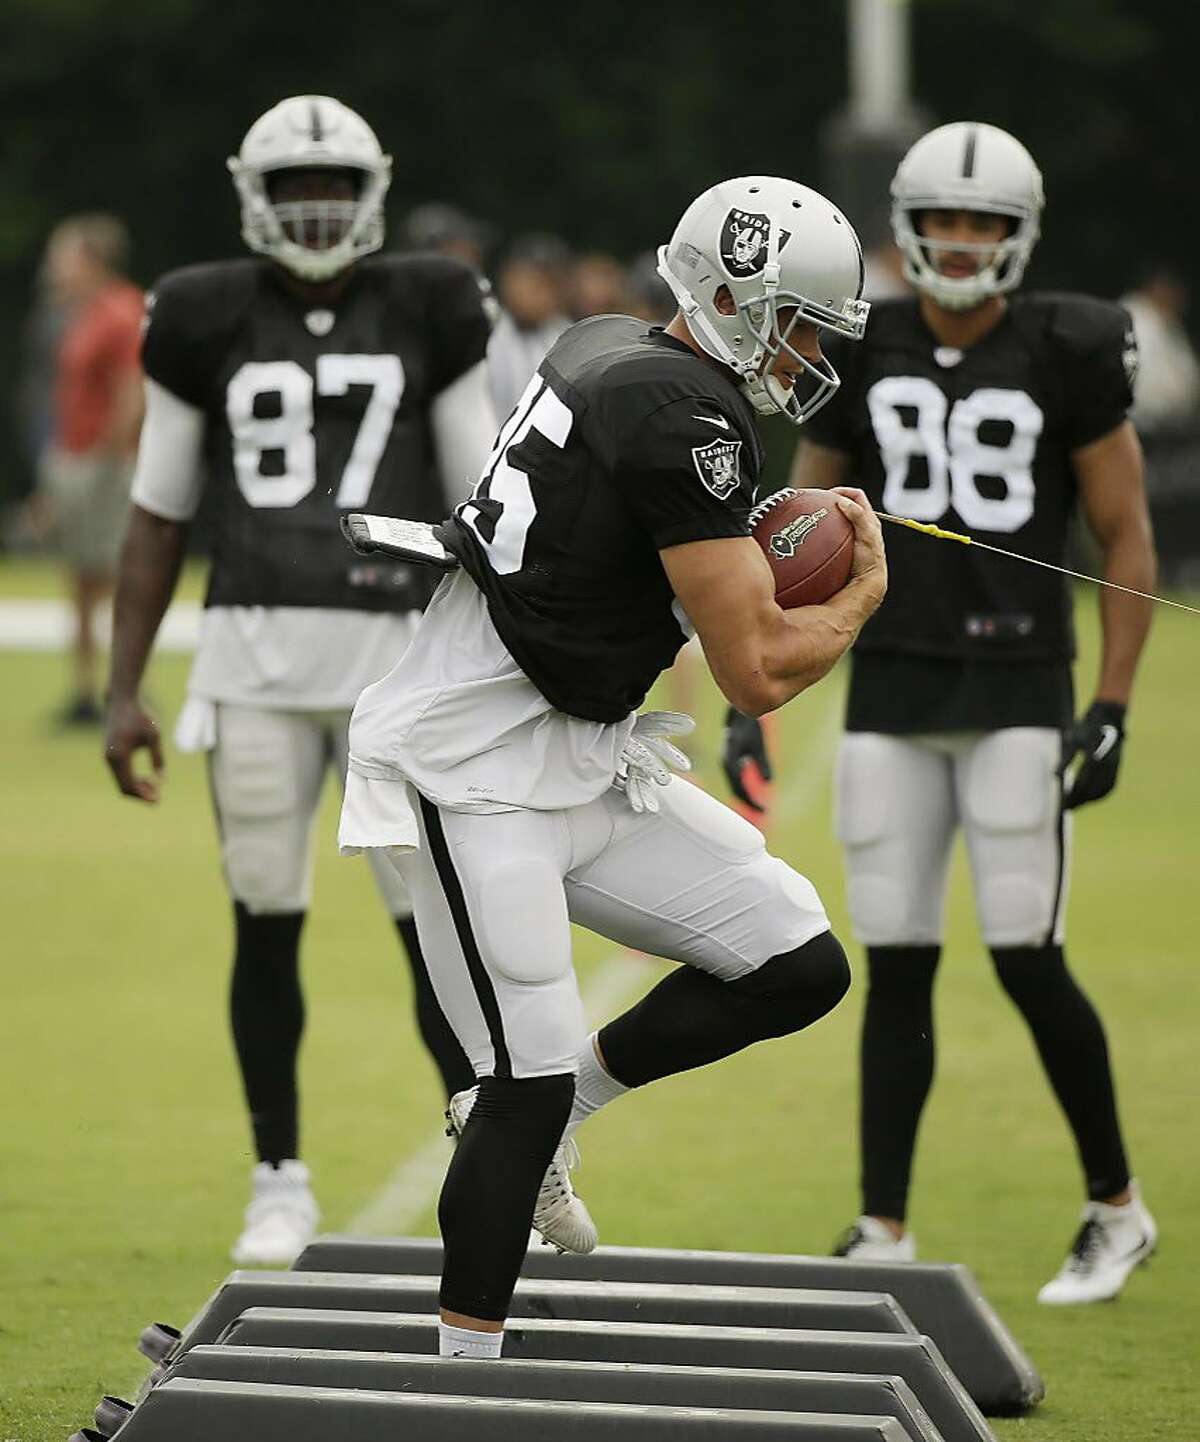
left=750, top=487, right=855, bottom=609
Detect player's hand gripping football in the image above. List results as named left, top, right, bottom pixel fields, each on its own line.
left=616, top=711, right=695, bottom=814
left=831, top=486, right=888, bottom=609
left=721, top=707, right=773, bottom=813
left=104, top=697, right=165, bottom=803
left=1060, top=700, right=1126, bottom=810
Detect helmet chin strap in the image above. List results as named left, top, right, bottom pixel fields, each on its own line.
left=747, top=225, right=786, bottom=414
left=762, top=374, right=794, bottom=414
left=656, top=245, right=768, bottom=391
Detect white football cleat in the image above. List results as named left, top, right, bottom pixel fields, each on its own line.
left=832, top=1215, right=917, bottom=1262
left=1037, top=1180, right=1157, bottom=1305
left=231, top=1160, right=319, bottom=1267
left=446, top=1087, right=598, bottom=1255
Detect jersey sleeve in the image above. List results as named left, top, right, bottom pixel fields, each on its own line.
left=140, top=268, right=229, bottom=407
left=1053, top=296, right=1137, bottom=449
left=129, top=378, right=207, bottom=521
left=613, top=396, right=755, bottom=549
left=800, top=331, right=860, bottom=452
left=424, top=258, right=494, bottom=396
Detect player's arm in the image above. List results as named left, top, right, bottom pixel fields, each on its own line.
left=1075, top=419, right=1155, bottom=706
left=661, top=488, right=887, bottom=717
left=431, top=359, right=497, bottom=506
left=1058, top=301, right=1155, bottom=808
left=719, top=416, right=855, bottom=806
left=1061, top=418, right=1156, bottom=809
left=787, top=438, right=853, bottom=491
left=105, top=379, right=205, bottom=802
left=427, top=261, right=497, bottom=506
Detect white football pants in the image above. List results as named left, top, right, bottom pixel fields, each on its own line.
left=208, top=704, right=411, bottom=917
left=393, top=777, right=831, bottom=1079
left=835, top=728, right=1069, bottom=948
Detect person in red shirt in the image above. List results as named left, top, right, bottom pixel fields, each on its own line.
left=39, top=214, right=144, bottom=724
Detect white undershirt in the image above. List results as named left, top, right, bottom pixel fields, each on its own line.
left=131, top=361, right=497, bottom=716
left=347, top=568, right=635, bottom=812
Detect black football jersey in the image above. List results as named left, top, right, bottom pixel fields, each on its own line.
left=141, top=254, right=491, bottom=612
left=441, top=316, right=763, bottom=722
left=806, top=292, right=1136, bottom=664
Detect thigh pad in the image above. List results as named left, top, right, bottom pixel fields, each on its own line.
left=475, top=856, right=573, bottom=986
left=960, top=728, right=1057, bottom=834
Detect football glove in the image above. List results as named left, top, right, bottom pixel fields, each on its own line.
left=721, top=706, right=773, bottom=812
left=1060, top=700, right=1126, bottom=810
left=615, top=711, right=695, bottom=814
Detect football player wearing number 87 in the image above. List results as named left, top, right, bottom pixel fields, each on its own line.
left=758, top=122, right=1158, bottom=1302
left=103, top=95, right=496, bottom=1265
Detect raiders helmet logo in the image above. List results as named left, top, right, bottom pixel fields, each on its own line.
left=769, top=508, right=829, bottom=558
left=719, top=209, right=792, bottom=279
left=691, top=437, right=743, bottom=500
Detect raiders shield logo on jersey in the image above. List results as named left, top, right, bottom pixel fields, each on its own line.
left=692, top=437, right=743, bottom=499
left=719, top=210, right=792, bottom=279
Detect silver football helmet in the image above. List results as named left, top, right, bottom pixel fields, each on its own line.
left=228, top=95, right=391, bottom=282
left=657, top=176, right=869, bottom=425
left=891, top=122, right=1044, bottom=311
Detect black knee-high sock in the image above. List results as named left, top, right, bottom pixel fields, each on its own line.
left=597, top=931, right=850, bottom=1089
left=229, top=902, right=306, bottom=1165
left=991, top=943, right=1131, bottom=1201
left=394, top=916, right=476, bottom=1100
left=438, top=1073, right=575, bottom=1320
left=860, top=945, right=941, bottom=1222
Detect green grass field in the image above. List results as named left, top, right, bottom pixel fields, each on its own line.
left=1, top=562, right=1197, bottom=1441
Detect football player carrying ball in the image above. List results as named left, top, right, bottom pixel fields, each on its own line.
left=339, top=176, right=887, bottom=1357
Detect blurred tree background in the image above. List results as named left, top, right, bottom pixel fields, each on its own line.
left=0, top=0, right=1195, bottom=502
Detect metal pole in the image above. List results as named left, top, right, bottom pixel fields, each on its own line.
left=849, top=0, right=913, bottom=134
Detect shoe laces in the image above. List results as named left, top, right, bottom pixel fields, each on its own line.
left=535, top=1140, right=580, bottom=1219
left=832, top=1223, right=866, bottom=1258
left=1066, top=1215, right=1105, bottom=1271
left=445, top=1087, right=478, bottom=1138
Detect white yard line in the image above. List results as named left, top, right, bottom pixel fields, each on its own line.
left=345, top=951, right=650, bottom=1236
left=0, top=597, right=201, bottom=652
left=344, top=694, right=843, bottom=1237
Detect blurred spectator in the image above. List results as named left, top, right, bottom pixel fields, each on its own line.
left=568, top=252, right=632, bottom=319
left=8, top=265, right=71, bottom=549
left=862, top=242, right=908, bottom=300
left=1121, top=265, right=1200, bottom=435
left=488, top=232, right=571, bottom=419
left=17, top=267, right=70, bottom=482
left=626, top=250, right=676, bottom=324
left=1120, top=266, right=1200, bottom=586
left=38, top=214, right=144, bottom=725
left=402, top=201, right=492, bottom=271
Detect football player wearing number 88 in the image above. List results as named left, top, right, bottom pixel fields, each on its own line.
left=104, top=95, right=496, bottom=1265
left=779, top=122, right=1158, bottom=1302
